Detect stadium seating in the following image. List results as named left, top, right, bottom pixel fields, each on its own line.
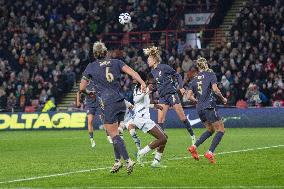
left=0, top=0, right=283, bottom=112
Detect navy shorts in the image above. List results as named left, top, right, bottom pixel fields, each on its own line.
left=198, top=108, right=221, bottom=124
left=159, top=93, right=181, bottom=106
left=102, top=99, right=126, bottom=124
left=85, top=105, right=100, bottom=115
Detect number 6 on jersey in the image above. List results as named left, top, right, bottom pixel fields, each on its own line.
left=106, top=67, right=114, bottom=82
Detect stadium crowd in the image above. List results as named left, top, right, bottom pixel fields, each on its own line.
left=119, top=0, right=284, bottom=107
left=0, top=0, right=283, bottom=112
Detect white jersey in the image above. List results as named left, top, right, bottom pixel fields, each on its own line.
left=133, top=87, right=151, bottom=118
left=126, top=86, right=156, bottom=133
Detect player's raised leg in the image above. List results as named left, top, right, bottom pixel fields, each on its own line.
left=128, top=124, right=141, bottom=151
left=173, top=103, right=196, bottom=145
left=157, top=104, right=169, bottom=130
left=137, top=124, right=167, bottom=167
left=148, top=126, right=168, bottom=167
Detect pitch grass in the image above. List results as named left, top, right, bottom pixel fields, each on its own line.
left=0, top=128, right=284, bottom=188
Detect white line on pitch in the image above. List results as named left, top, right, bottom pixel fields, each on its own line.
left=86, top=186, right=284, bottom=189
left=0, top=144, right=283, bottom=185
left=168, top=144, right=284, bottom=161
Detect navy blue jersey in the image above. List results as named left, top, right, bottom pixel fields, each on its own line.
left=188, top=71, right=217, bottom=111
left=82, top=58, right=125, bottom=105
left=151, top=64, right=183, bottom=97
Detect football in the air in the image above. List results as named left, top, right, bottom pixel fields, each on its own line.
left=119, top=13, right=131, bottom=25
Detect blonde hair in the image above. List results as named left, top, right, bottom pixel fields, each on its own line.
left=93, top=41, right=107, bottom=59
left=143, top=46, right=161, bottom=64
left=196, top=57, right=212, bottom=72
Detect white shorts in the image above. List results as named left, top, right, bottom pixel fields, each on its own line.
left=127, top=116, right=156, bottom=133
left=120, top=110, right=133, bottom=129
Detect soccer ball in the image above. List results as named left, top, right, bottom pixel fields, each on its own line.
left=119, top=13, right=131, bottom=25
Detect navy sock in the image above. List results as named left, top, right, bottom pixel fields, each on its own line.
left=89, top=132, right=93, bottom=139
left=112, top=143, right=121, bottom=160
left=112, top=135, right=129, bottom=160
left=209, top=131, right=224, bottom=153
left=195, top=130, right=213, bottom=147
left=183, top=119, right=194, bottom=136
left=158, top=123, right=164, bottom=130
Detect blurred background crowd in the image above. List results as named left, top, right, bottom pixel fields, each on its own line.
left=0, top=0, right=283, bottom=112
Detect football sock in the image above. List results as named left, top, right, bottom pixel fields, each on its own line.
left=129, top=129, right=141, bottom=150
left=112, top=143, right=121, bottom=161
left=209, top=131, right=224, bottom=153
left=89, top=132, right=94, bottom=139
left=138, top=145, right=151, bottom=156
left=183, top=119, right=194, bottom=136
left=195, top=130, right=213, bottom=147
left=153, top=152, right=163, bottom=163
left=112, top=135, right=130, bottom=161
left=118, top=126, right=124, bottom=139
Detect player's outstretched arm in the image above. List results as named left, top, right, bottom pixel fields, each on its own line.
left=121, top=65, right=146, bottom=92
left=212, top=83, right=227, bottom=104
left=187, top=90, right=198, bottom=103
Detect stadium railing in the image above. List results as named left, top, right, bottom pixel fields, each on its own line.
left=101, top=28, right=220, bottom=49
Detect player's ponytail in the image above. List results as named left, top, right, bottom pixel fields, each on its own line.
left=143, top=46, right=161, bottom=64
left=93, top=41, right=107, bottom=59
left=196, top=57, right=213, bottom=72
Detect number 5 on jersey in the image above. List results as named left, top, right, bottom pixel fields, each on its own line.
left=106, top=67, right=114, bottom=82
left=197, top=81, right=202, bottom=95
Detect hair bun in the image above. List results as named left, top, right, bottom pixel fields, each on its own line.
left=143, top=46, right=160, bottom=56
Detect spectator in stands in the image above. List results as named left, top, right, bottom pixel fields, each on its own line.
left=0, top=88, right=7, bottom=111
left=245, top=84, right=262, bottom=107
left=182, top=55, right=194, bottom=73
left=6, top=93, right=16, bottom=112
left=0, top=0, right=283, bottom=111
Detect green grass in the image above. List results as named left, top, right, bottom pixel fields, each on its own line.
left=0, top=128, right=284, bottom=188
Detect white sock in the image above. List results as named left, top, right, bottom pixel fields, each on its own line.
left=153, top=152, right=163, bottom=163
left=107, top=136, right=113, bottom=144
left=138, top=145, right=151, bottom=156
left=129, top=129, right=141, bottom=150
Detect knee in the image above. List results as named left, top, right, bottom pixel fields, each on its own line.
left=88, top=120, right=93, bottom=127
left=216, top=125, right=225, bottom=133
left=218, top=128, right=225, bottom=133
left=160, top=135, right=167, bottom=145
left=207, top=128, right=215, bottom=134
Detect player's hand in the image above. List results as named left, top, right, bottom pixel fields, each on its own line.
left=148, top=84, right=153, bottom=93
left=191, top=98, right=198, bottom=104
left=179, top=88, right=186, bottom=96
left=222, top=97, right=227, bottom=105
left=154, top=104, right=163, bottom=110
left=141, top=82, right=147, bottom=93
left=88, top=91, right=96, bottom=100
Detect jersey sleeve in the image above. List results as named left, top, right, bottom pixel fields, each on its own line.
left=116, top=59, right=126, bottom=71
left=133, top=87, right=149, bottom=104
left=82, top=64, right=92, bottom=81
left=210, top=72, right=217, bottom=85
